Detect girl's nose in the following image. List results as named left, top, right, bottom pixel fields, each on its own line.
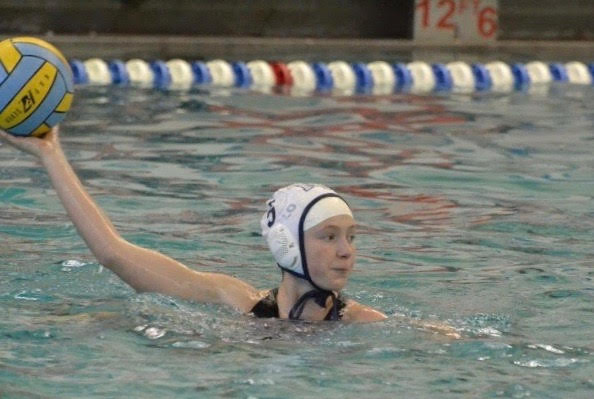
left=337, top=236, right=354, bottom=258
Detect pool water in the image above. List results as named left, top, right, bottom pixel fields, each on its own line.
left=1, top=84, right=593, bottom=398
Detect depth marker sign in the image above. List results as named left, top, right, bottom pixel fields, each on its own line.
left=414, top=0, right=498, bottom=42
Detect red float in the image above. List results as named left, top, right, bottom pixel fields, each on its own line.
left=269, top=61, right=293, bottom=86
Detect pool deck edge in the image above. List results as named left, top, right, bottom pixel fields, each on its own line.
left=2, top=34, right=593, bottom=62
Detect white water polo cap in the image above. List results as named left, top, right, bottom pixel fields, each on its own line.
left=261, top=183, right=353, bottom=282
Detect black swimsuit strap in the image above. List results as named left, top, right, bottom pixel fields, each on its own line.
left=288, top=289, right=338, bottom=321
left=250, top=288, right=346, bottom=320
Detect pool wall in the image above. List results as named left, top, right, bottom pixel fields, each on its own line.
left=2, top=0, right=594, bottom=41
left=0, top=0, right=594, bottom=61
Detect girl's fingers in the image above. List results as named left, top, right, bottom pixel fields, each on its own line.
left=0, top=130, right=20, bottom=146
left=0, top=130, right=48, bottom=155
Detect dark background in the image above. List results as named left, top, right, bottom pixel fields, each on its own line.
left=1, top=0, right=593, bottom=40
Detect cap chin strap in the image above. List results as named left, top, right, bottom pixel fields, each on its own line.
left=288, top=289, right=338, bottom=321
left=279, top=266, right=338, bottom=320
left=286, top=193, right=349, bottom=321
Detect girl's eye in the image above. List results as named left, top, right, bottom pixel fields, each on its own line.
left=349, top=235, right=356, bottom=243
left=326, top=234, right=335, bottom=241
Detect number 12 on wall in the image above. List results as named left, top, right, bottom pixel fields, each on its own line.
left=414, top=0, right=498, bottom=42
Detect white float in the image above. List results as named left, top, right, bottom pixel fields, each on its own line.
left=327, top=61, right=356, bottom=92
left=368, top=61, right=396, bottom=94
left=83, top=58, right=112, bottom=85
left=166, top=59, right=194, bottom=89
left=206, top=59, right=235, bottom=87
left=446, top=61, right=475, bottom=93
left=287, top=61, right=317, bottom=92
left=485, top=61, right=514, bottom=92
left=565, top=62, right=592, bottom=85
left=246, top=60, right=276, bottom=89
left=125, top=59, right=154, bottom=87
left=525, top=61, right=552, bottom=85
left=407, top=61, right=435, bottom=93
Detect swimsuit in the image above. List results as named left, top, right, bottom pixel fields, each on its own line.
left=250, top=288, right=347, bottom=321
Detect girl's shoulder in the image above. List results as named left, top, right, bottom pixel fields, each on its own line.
left=342, top=300, right=388, bottom=323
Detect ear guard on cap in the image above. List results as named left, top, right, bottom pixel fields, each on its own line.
left=266, top=223, right=302, bottom=276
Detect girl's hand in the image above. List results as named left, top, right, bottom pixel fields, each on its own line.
left=0, top=127, right=61, bottom=158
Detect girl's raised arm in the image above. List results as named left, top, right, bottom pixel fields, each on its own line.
left=0, top=128, right=262, bottom=312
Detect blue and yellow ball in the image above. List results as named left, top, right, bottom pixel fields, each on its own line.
left=0, top=37, right=74, bottom=137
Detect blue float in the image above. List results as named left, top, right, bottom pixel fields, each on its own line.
left=392, top=63, right=412, bottom=92
left=351, top=63, right=373, bottom=92
left=511, top=63, right=531, bottom=90
left=150, top=60, right=171, bottom=88
left=471, top=63, right=492, bottom=91
left=432, top=63, right=453, bottom=91
left=549, top=63, right=569, bottom=82
left=191, top=61, right=212, bottom=85
left=232, top=62, right=252, bottom=88
left=311, top=62, right=334, bottom=91
left=69, top=59, right=89, bottom=85
left=108, top=59, right=130, bottom=85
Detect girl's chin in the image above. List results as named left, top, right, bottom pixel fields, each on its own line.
left=324, top=279, right=348, bottom=292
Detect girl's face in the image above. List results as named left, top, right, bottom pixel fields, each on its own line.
left=304, top=214, right=356, bottom=291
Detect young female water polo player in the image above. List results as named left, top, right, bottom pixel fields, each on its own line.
left=0, top=127, right=385, bottom=322
left=0, top=128, right=460, bottom=333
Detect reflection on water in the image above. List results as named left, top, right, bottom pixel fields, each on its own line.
left=1, top=86, right=593, bottom=398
